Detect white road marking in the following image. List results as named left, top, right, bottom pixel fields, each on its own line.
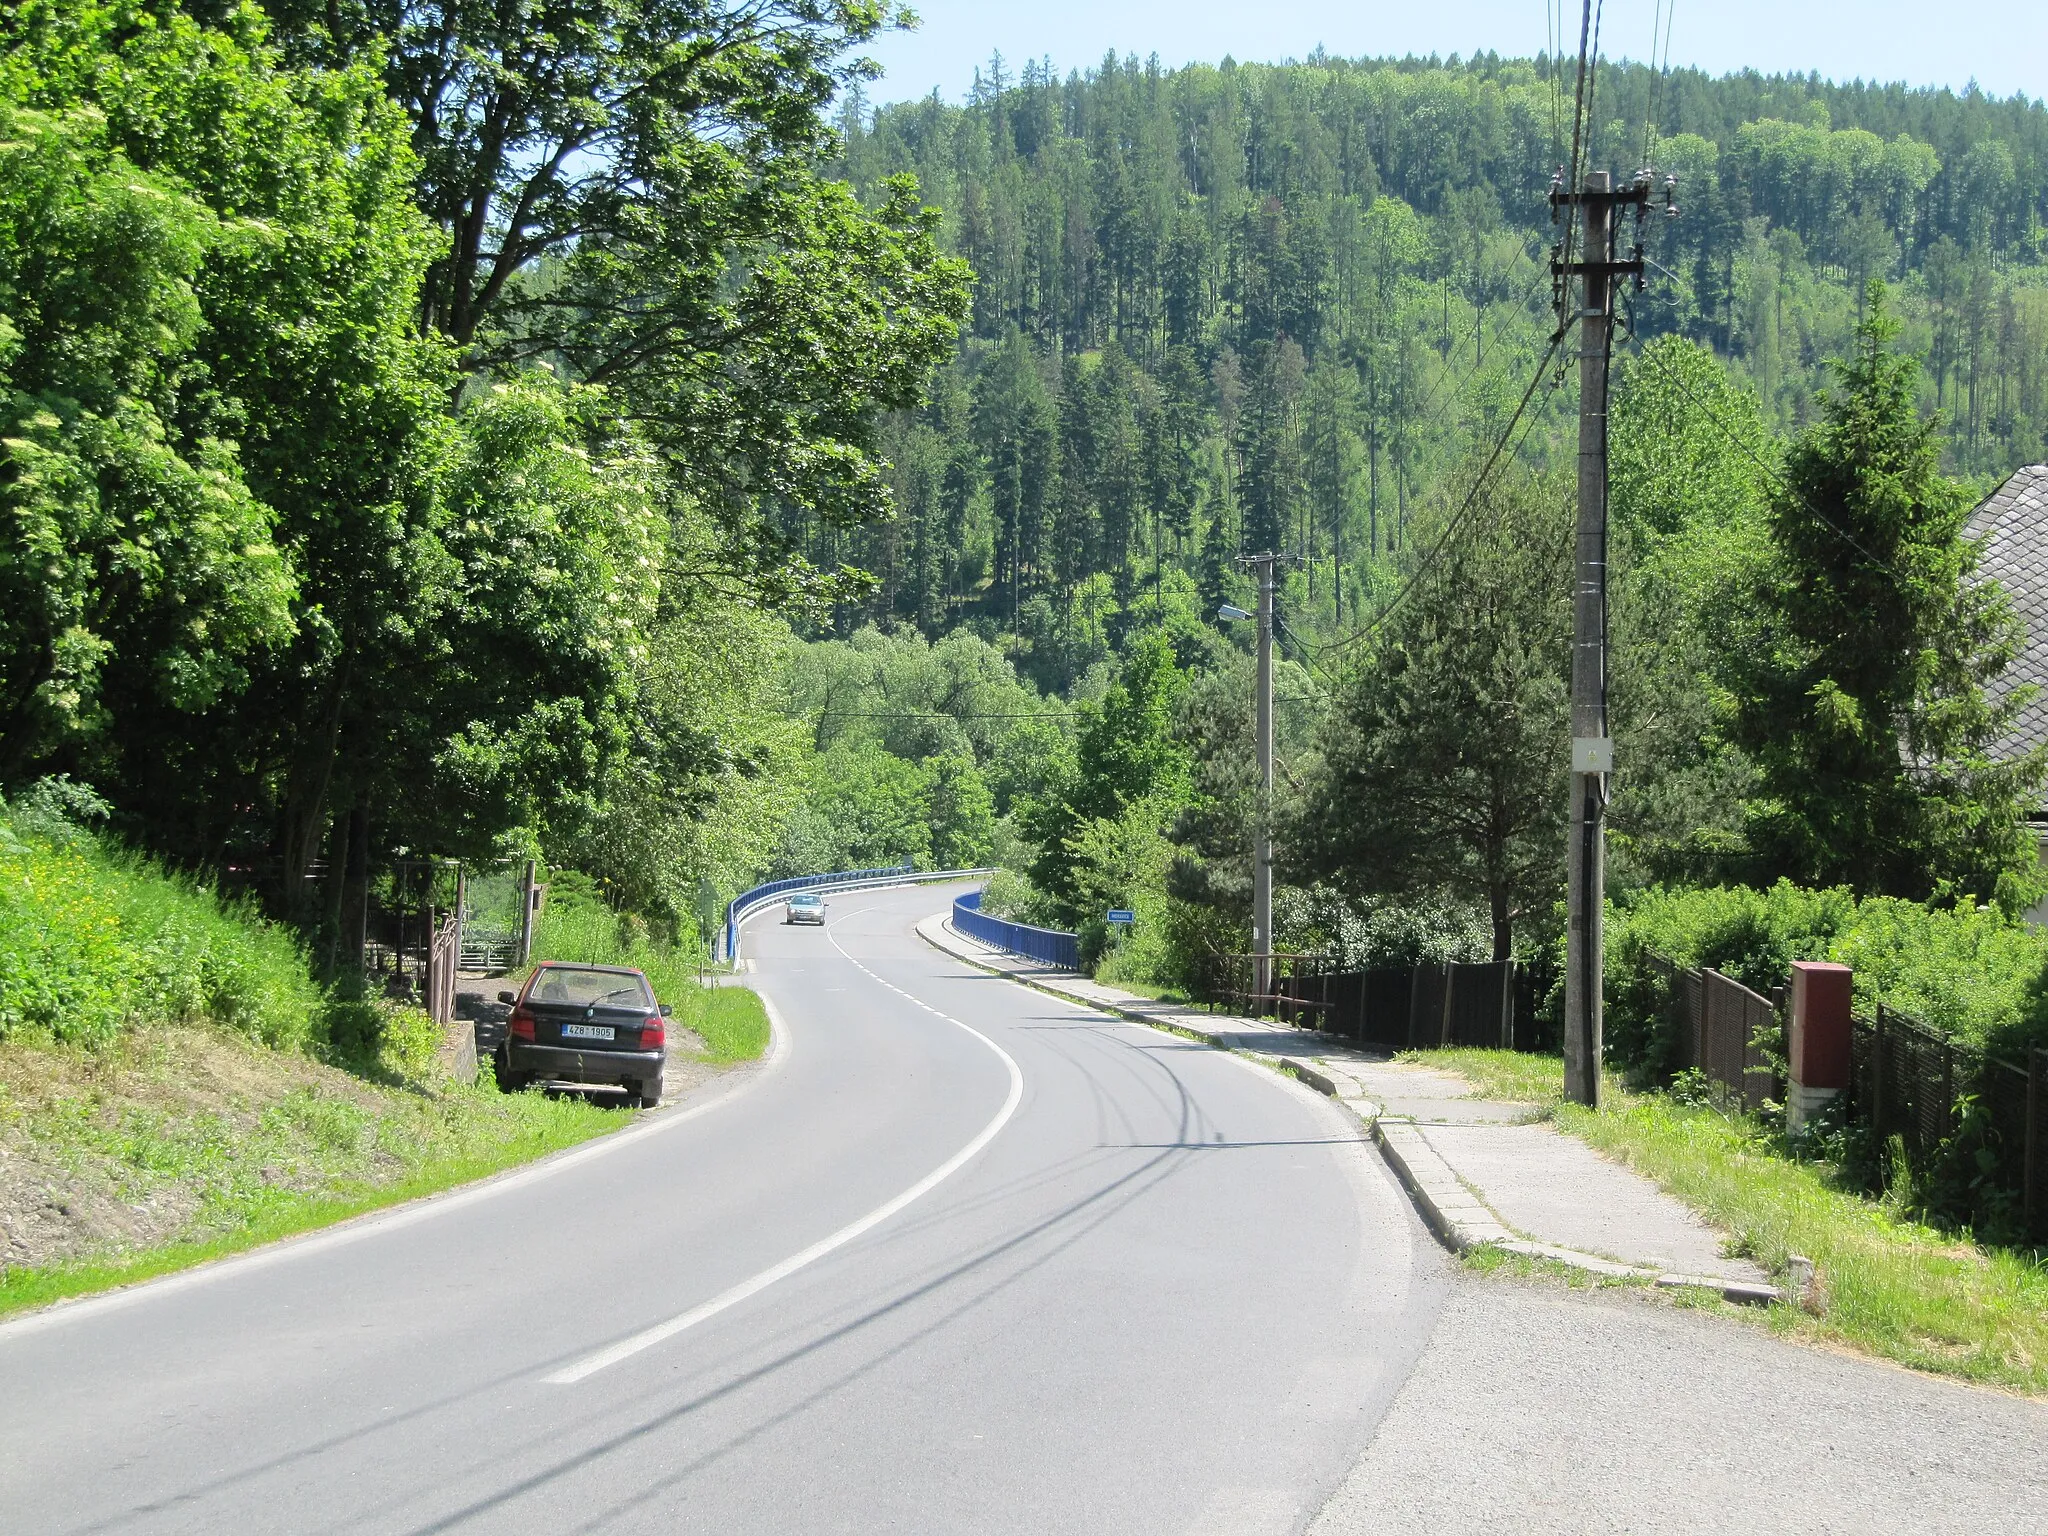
left=543, top=907, right=1024, bottom=1385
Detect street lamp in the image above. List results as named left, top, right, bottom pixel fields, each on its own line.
left=1217, top=571, right=1276, bottom=1004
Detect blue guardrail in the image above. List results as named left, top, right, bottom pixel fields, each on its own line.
left=951, top=889, right=1080, bottom=970
left=723, top=863, right=914, bottom=960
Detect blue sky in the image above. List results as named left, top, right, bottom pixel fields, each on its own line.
left=859, top=1, right=2045, bottom=105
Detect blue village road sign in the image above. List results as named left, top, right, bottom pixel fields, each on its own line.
left=1106, top=909, right=1135, bottom=925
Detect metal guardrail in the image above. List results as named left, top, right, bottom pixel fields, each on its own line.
left=723, top=865, right=995, bottom=961
left=950, top=889, right=1080, bottom=970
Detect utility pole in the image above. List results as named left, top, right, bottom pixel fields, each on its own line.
left=1219, top=554, right=1281, bottom=1001
left=1550, top=167, right=1670, bottom=1108
left=1253, top=553, right=1275, bottom=1003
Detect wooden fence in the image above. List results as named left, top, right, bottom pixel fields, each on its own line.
left=1644, top=954, right=1781, bottom=1113
left=1252, top=959, right=1544, bottom=1052
left=1642, top=951, right=2048, bottom=1242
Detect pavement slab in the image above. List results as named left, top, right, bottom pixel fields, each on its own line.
left=1418, top=1121, right=1767, bottom=1282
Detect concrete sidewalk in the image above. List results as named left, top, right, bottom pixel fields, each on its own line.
left=917, top=915, right=1776, bottom=1303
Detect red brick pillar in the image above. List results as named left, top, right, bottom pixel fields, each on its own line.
left=1788, top=961, right=1853, bottom=1134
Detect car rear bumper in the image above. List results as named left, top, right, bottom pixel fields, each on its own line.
left=507, top=1043, right=665, bottom=1086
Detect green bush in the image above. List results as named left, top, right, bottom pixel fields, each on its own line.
left=1606, top=880, right=2048, bottom=1070
left=0, top=802, right=324, bottom=1050
left=975, top=868, right=1047, bottom=924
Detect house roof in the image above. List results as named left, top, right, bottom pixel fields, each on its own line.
left=1967, top=465, right=2048, bottom=761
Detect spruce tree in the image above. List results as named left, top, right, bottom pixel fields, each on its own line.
left=1730, top=285, right=2045, bottom=905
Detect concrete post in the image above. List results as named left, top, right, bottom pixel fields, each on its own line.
left=1252, top=557, right=1275, bottom=1002
left=1787, top=961, right=1853, bottom=1134
left=1563, top=171, right=1614, bottom=1110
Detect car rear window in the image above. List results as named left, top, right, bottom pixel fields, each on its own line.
left=525, top=968, right=653, bottom=1008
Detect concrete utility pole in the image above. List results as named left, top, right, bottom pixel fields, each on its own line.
left=1550, top=167, right=1665, bottom=1108
left=1253, top=554, right=1276, bottom=1002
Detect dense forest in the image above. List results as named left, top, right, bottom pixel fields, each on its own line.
left=5, top=6, right=2048, bottom=1038
left=807, top=50, right=2048, bottom=670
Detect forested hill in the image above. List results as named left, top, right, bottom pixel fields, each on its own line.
left=817, top=51, right=2048, bottom=672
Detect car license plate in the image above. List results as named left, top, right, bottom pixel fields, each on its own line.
left=561, top=1023, right=614, bottom=1042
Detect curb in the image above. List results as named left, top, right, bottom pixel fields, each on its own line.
left=919, top=917, right=1317, bottom=1080
left=916, top=915, right=1781, bottom=1307
left=1373, top=1120, right=1515, bottom=1251
left=1376, top=1117, right=1780, bottom=1302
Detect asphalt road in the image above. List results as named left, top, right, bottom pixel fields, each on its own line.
left=0, top=882, right=1447, bottom=1534
left=1315, top=1273, right=2048, bottom=1535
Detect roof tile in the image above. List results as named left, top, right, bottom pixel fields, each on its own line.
left=1966, top=465, right=2048, bottom=761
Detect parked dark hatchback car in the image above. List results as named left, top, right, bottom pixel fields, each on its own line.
left=495, top=963, right=669, bottom=1107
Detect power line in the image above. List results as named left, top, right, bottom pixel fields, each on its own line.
left=1405, top=243, right=1550, bottom=428
left=1552, top=0, right=1598, bottom=340
left=1547, top=0, right=1562, bottom=170
left=1584, top=0, right=1606, bottom=182
left=1566, top=1, right=1593, bottom=200
left=1642, top=0, right=1663, bottom=169
left=814, top=710, right=1071, bottom=721
left=1316, top=330, right=1569, bottom=657
left=1355, top=246, right=1555, bottom=561
left=1631, top=338, right=1903, bottom=579
left=1643, top=0, right=1677, bottom=171
left=1274, top=616, right=1340, bottom=685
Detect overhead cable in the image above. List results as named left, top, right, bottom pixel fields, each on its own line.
left=1632, top=338, right=1903, bottom=579
left=1320, top=331, right=1569, bottom=656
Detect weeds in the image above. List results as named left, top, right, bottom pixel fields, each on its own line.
left=0, top=805, right=323, bottom=1051
left=1394, top=1046, right=1626, bottom=1109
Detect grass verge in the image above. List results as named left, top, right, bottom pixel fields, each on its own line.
left=690, top=984, right=770, bottom=1062
left=1560, top=1097, right=2048, bottom=1393
left=1091, top=974, right=1191, bottom=1006
left=1412, top=1048, right=2048, bottom=1395
left=1397, top=1046, right=1572, bottom=1106
left=0, top=1024, right=624, bottom=1321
